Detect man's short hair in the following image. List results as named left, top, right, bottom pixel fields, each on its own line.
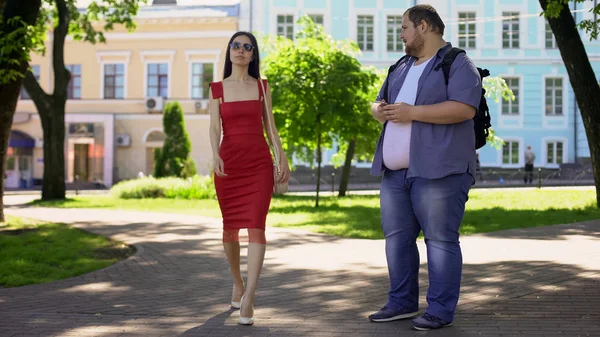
left=404, top=4, right=445, bottom=36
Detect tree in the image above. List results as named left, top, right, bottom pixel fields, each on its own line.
left=153, top=101, right=196, bottom=178
left=22, top=0, right=145, bottom=201
left=332, top=67, right=385, bottom=197
left=0, top=0, right=43, bottom=222
left=261, top=16, right=380, bottom=206
left=542, top=0, right=600, bottom=206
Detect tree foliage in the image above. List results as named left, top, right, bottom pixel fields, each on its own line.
left=261, top=16, right=381, bottom=204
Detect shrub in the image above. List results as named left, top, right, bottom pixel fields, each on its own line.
left=111, top=175, right=216, bottom=200
left=154, top=101, right=194, bottom=178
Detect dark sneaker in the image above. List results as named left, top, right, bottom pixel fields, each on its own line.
left=411, top=313, right=453, bottom=331
left=368, top=306, right=419, bottom=322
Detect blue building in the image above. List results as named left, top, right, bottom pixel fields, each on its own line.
left=240, top=0, right=596, bottom=170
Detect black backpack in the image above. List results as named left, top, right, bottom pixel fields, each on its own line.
left=381, top=47, right=491, bottom=149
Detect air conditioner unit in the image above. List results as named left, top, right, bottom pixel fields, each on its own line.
left=115, top=133, right=131, bottom=147
left=145, top=96, right=164, bottom=112
left=194, top=100, right=209, bottom=110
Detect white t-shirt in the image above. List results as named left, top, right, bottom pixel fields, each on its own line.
left=382, top=57, right=432, bottom=170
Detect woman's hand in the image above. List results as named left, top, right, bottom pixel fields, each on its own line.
left=213, top=155, right=227, bottom=177
left=276, top=155, right=290, bottom=183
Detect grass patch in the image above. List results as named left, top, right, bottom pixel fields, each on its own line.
left=28, top=189, right=600, bottom=239
left=0, top=217, right=135, bottom=287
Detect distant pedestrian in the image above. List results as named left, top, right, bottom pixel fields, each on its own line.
left=524, top=145, right=535, bottom=184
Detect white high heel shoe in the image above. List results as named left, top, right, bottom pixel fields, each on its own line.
left=238, top=294, right=254, bottom=325
left=230, top=283, right=243, bottom=309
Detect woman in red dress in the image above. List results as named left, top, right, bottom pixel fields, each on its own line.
left=208, top=31, right=290, bottom=325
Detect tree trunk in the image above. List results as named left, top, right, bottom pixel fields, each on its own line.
left=315, top=114, right=322, bottom=208
left=41, top=101, right=66, bottom=200
left=23, top=0, right=70, bottom=200
left=540, top=0, right=600, bottom=206
left=0, top=68, right=25, bottom=222
left=338, top=138, right=356, bottom=197
left=0, top=0, right=42, bottom=222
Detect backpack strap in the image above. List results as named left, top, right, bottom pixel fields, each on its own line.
left=209, top=81, right=224, bottom=103
left=381, top=54, right=411, bottom=102
left=257, top=79, right=268, bottom=101
left=434, top=47, right=466, bottom=85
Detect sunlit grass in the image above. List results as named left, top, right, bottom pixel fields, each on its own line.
left=29, top=189, right=600, bottom=239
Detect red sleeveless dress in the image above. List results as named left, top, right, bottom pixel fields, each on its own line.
left=210, top=80, right=274, bottom=230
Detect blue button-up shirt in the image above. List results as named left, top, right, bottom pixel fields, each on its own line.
left=370, top=43, right=482, bottom=183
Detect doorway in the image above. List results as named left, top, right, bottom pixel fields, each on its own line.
left=73, top=143, right=89, bottom=181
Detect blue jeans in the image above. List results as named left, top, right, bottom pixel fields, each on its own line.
left=380, top=169, right=471, bottom=323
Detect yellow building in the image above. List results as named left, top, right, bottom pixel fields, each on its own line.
left=7, top=1, right=240, bottom=189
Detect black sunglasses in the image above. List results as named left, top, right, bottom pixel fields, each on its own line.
left=230, top=41, right=254, bottom=52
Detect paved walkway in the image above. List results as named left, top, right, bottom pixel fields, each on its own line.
left=1, top=197, right=599, bottom=337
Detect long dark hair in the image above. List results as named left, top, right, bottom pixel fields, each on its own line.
left=223, top=31, right=261, bottom=79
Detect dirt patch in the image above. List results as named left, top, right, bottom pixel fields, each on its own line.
left=93, top=244, right=136, bottom=260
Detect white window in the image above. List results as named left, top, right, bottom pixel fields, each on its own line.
left=21, top=65, right=40, bottom=100
left=387, top=15, right=403, bottom=52
left=357, top=15, right=374, bottom=51
left=502, top=12, right=520, bottom=49
left=546, top=141, right=564, bottom=165
left=458, top=12, right=476, bottom=49
left=501, top=78, right=520, bottom=115
left=545, top=21, right=557, bottom=49
left=277, top=15, right=294, bottom=39
left=545, top=77, right=563, bottom=115
left=308, top=14, right=324, bottom=26
left=191, top=63, right=214, bottom=99
left=147, top=63, right=169, bottom=98
left=66, top=64, right=81, bottom=99
left=103, top=64, right=125, bottom=99
left=502, top=140, right=520, bottom=165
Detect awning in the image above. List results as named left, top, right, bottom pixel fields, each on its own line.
left=9, top=130, right=35, bottom=148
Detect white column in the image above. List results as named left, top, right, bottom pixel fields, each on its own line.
left=104, top=114, right=114, bottom=187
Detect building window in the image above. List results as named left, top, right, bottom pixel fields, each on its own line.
left=545, top=77, right=563, bottom=115
left=103, top=64, right=125, bottom=99
left=387, top=15, right=403, bottom=52
left=501, top=78, right=519, bottom=115
left=308, top=14, right=323, bottom=26
left=546, top=141, right=564, bottom=165
left=147, top=63, right=169, bottom=98
left=502, top=12, right=520, bottom=49
left=502, top=140, right=520, bottom=164
left=277, top=15, right=294, bottom=39
left=66, top=64, right=81, bottom=99
left=357, top=15, right=374, bottom=51
left=458, top=12, right=476, bottom=49
left=191, top=63, right=214, bottom=99
left=21, top=65, right=40, bottom=100
left=545, top=21, right=557, bottom=49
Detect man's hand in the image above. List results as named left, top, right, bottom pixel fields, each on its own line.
left=382, top=102, right=414, bottom=123
left=371, top=100, right=388, bottom=123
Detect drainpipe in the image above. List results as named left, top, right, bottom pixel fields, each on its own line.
left=249, top=0, right=253, bottom=32
left=574, top=1, right=578, bottom=162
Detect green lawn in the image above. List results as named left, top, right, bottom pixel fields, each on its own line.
left=0, top=216, right=135, bottom=287
left=29, top=189, right=600, bottom=239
